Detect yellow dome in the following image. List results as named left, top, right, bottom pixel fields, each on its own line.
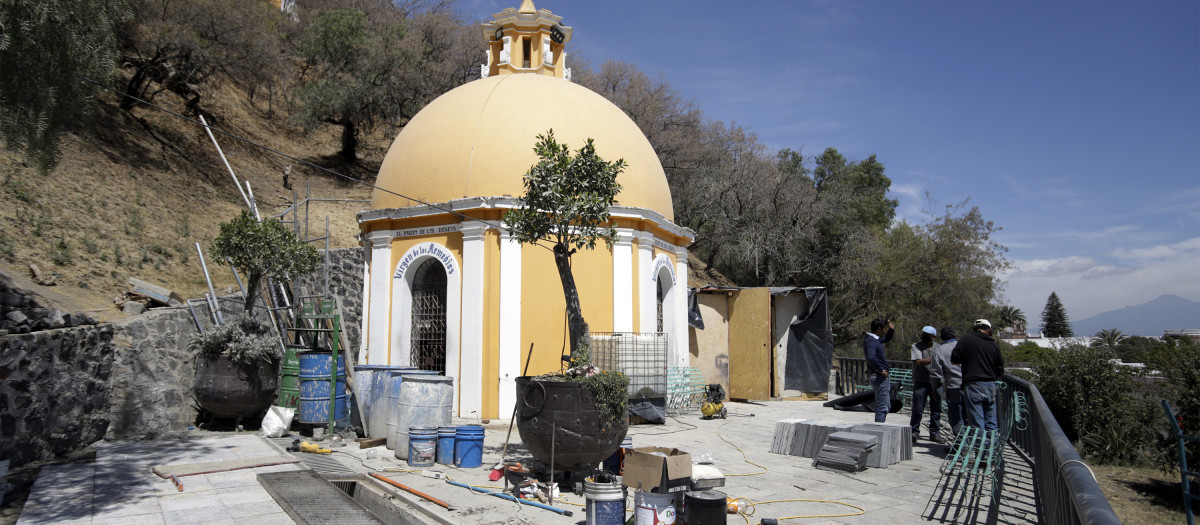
left=370, top=74, right=674, bottom=221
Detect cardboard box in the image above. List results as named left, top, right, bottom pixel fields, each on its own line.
left=622, top=447, right=692, bottom=494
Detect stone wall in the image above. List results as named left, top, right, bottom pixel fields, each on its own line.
left=107, top=307, right=203, bottom=441
left=0, top=325, right=115, bottom=467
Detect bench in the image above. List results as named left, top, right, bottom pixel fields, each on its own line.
left=935, top=386, right=1027, bottom=502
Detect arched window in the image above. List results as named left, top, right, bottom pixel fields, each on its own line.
left=410, top=259, right=447, bottom=373
left=657, top=274, right=667, bottom=333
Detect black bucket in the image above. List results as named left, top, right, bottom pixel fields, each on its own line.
left=684, top=490, right=728, bottom=525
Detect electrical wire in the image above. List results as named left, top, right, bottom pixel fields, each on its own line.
left=716, top=418, right=769, bottom=477
left=729, top=497, right=867, bottom=523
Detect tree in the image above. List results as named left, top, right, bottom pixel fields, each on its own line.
left=1041, top=291, right=1074, bottom=337
left=1091, top=328, right=1125, bottom=349
left=504, top=130, right=624, bottom=355
left=211, top=211, right=321, bottom=315
left=1032, top=343, right=1133, bottom=442
left=996, top=305, right=1027, bottom=332
left=0, top=0, right=130, bottom=171
left=118, top=0, right=286, bottom=115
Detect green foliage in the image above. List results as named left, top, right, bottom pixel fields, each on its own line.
left=211, top=211, right=321, bottom=314
left=1113, top=335, right=1170, bottom=364
left=1032, top=344, right=1133, bottom=442
left=534, top=332, right=629, bottom=429
left=51, top=237, right=72, bottom=265
left=1144, top=339, right=1200, bottom=472
left=0, top=0, right=130, bottom=172
left=1081, top=422, right=1144, bottom=466
left=0, top=232, right=14, bottom=260
left=124, top=208, right=143, bottom=236
left=996, top=305, right=1026, bottom=331
left=504, top=130, right=624, bottom=354
left=188, top=315, right=281, bottom=367
left=1005, top=341, right=1054, bottom=364
left=1090, top=328, right=1125, bottom=349
left=174, top=212, right=190, bottom=238
left=1040, top=291, right=1074, bottom=337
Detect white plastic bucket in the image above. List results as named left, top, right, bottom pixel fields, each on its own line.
left=635, top=491, right=677, bottom=525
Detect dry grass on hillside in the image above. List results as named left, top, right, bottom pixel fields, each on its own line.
left=0, top=78, right=381, bottom=320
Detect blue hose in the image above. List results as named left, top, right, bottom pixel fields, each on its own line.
left=445, top=479, right=573, bottom=517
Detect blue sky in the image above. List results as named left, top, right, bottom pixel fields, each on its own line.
left=464, top=1, right=1200, bottom=328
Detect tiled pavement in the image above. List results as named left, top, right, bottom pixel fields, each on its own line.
left=15, top=398, right=1040, bottom=524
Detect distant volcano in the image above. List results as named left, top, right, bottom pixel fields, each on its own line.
left=1073, top=294, right=1200, bottom=337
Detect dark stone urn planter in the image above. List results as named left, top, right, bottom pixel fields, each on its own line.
left=194, top=355, right=279, bottom=420
left=515, top=376, right=628, bottom=472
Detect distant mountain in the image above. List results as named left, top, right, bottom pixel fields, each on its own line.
left=1073, top=294, right=1200, bottom=337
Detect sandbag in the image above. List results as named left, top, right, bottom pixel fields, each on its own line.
left=260, top=406, right=294, bottom=438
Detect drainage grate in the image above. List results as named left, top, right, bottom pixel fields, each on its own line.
left=258, top=470, right=388, bottom=525
left=267, top=438, right=356, bottom=474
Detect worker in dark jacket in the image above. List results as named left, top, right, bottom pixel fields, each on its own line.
left=950, top=319, right=1005, bottom=431
left=863, top=318, right=895, bottom=422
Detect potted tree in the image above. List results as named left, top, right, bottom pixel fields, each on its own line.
left=505, top=130, right=630, bottom=471
left=191, top=212, right=321, bottom=423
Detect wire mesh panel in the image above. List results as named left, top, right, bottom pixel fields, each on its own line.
left=666, top=367, right=706, bottom=415
left=590, top=332, right=668, bottom=398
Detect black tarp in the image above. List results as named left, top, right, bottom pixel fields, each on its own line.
left=687, top=288, right=705, bottom=329
left=785, top=288, right=834, bottom=393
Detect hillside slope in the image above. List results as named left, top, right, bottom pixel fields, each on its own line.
left=0, top=79, right=378, bottom=320
left=1072, top=294, right=1200, bottom=337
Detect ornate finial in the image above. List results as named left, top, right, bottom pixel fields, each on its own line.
left=518, top=0, right=536, bottom=14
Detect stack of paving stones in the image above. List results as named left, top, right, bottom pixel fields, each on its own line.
left=812, top=432, right=878, bottom=473
left=852, top=423, right=913, bottom=466
left=770, top=419, right=810, bottom=455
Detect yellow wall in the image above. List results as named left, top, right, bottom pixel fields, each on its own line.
left=690, top=292, right=731, bottom=395
left=519, top=243, right=614, bottom=377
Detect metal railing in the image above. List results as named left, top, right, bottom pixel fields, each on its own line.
left=833, top=357, right=913, bottom=396
left=1002, top=374, right=1121, bottom=525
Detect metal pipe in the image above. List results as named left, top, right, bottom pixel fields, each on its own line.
left=227, top=259, right=247, bottom=298
left=444, top=479, right=572, bottom=516
left=196, top=243, right=223, bottom=325
left=370, top=473, right=456, bottom=511
left=199, top=115, right=252, bottom=210
left=245, top=181, right=259, bottom=220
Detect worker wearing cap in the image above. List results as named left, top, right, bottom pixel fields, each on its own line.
left=863, top=318, right=894, bottom=422
left=910, top=326, right=943, bottom=444
left=929, top=327, right=963, bottom=438
left=950, top=319, right=1005, bottom=431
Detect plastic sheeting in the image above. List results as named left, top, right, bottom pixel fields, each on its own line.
left=785, top=288, right=834, bottom=393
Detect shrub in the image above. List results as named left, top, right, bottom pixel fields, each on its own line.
left=1144, top=339, right=1200, bottom=473
left=188, top=315, right=281, bottom=367
left=1032, top=343, right=1136, bottom=442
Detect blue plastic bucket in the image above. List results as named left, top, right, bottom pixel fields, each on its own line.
left=393, top=376, right=454, bottom=459
left=436, top=426, right=456, bottom=465
left=408, top=426, right=438, bottom=467
left=298, top=352, right=348, bottom=424
left=454, top=425, right=485, bottom=468
left=385, top=369, right=440, bottom=450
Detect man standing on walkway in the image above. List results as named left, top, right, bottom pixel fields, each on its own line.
left=929, top=326, right=963, bottom=438
left=951, top=319, right=1004, bottom=431
left=863, top=318, right=894, bottom=423
left=910, top=326, right=943, bottom=443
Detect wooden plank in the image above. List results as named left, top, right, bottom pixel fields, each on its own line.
left=728, top=287, right=771, bottom=401
left=128, top=277, right=183, bottom=306
left=358, top=438, right=386, bottom=449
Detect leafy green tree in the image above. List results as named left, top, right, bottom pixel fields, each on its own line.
left=211, top=211, right=321, bottom=315
left=1145, top=338, right=1200, bottom=472
left=1040, top=291, right=1074, bottom=337
left=1091, top=328, right=1125, bottom=349
left=996, top=305, right=1027, bottom=332
left=504, top=130, right=624, bottom=355
left=1032, top=343, right=1133, bottom=442
left=1005, top=340, right=1053, bottom=365
left=0, top=0, right=130, bottom=171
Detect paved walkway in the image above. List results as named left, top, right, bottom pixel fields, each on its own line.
left=15, top=398, right=1040, bottom=524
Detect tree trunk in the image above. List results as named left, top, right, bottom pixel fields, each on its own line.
left=553, top=244, right=586, bottom=356
left=339, top=121, right=358, bottom=161
left=244, top=274, right=261, bottom=315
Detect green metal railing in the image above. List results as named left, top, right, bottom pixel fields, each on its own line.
left=1163, top=400, right=1200, bottom=525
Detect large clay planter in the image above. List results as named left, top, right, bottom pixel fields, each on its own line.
left=515, top=376, right=628, bottom=472
left=194, top=355, right=279, bottom=419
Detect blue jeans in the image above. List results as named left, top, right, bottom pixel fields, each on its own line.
left=871, top=373, right=891, bottom=422
left=963, top=381, right=998, bottom=431
left=910, top=381, right=942, bottom=435
left=943, top=387, right=964, bottom=435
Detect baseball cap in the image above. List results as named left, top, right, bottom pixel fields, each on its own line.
left=974, top=319, right=992, bottom=329
left=921, top=326, right=937, bottom=335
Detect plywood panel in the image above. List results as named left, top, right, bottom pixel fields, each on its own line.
left=689, top=292, right=730, bottom=396
left=729, top=288, right=771, bottom=400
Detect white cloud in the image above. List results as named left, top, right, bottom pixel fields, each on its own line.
left=1003, top=239, right=1200, bottom=321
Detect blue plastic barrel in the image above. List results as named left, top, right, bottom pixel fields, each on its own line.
left=385, top=369, right=440, bottom=450
left=408, top=426, right=439, bottom=467
left=436, top=426, right=456, bottom=465
left=454, top=425, right=485, bottom=468
left=298, top=352, right=347, bottom=424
